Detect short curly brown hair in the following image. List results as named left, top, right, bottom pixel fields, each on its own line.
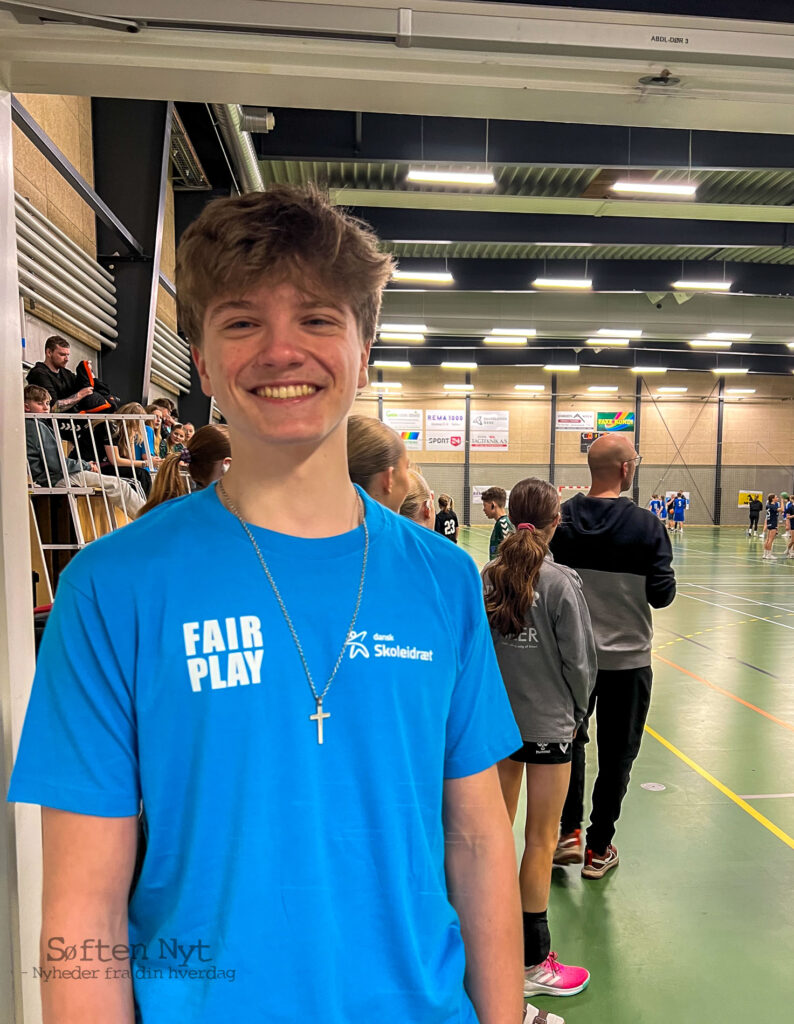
left=176, top=185, right=394, bottom=347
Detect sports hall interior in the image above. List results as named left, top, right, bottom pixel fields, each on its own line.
left=1, top=3, right=793, bottom=1023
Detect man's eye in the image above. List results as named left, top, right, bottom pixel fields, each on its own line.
left=226, top=320, right=256, bottom=329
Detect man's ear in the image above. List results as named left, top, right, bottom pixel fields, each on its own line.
left=191, top=344, right=214, bottom=398
left=358, top=340, right=372, bottom=390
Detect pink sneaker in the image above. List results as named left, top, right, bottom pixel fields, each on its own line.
left=524, top=952, right=590, bottom=997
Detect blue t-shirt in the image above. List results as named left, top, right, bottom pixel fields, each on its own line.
left=8, top=485, right=520, bottom=1024
left=785, top=501, right=794, bottom=524
left=766, top=501, right=779, bottom=529
left=649, top=499, right=662, bottom=515
left=673, top=497, right=687, bottom=520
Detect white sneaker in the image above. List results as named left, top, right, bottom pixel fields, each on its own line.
left=525, top=1002, right=565, bottom=1024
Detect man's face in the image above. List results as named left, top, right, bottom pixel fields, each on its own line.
left=25, top=396, right=51, bottom=413
left=483, top=500, right=498, bottom=521
left=193, top=279, right=369, bottom=450
left=622, top=450, right=639, bottom=491
left=48, top=345, right=70, bottom=370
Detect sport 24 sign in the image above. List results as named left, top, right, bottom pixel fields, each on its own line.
left=425, top=410, right=465, bottom=451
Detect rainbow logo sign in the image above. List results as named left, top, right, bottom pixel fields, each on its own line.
left=596, top=411, right=635, bottom=432
left=400, top=431, right=420, bottom=442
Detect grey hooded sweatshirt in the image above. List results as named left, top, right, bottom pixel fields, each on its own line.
left=483, top=556, right=597, bottom=744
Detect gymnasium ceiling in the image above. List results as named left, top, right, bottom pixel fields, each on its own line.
left=4, top=0, right=794, bottom=374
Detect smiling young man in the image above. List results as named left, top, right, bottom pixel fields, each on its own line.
left=9, top=186, right=527, bottom=1024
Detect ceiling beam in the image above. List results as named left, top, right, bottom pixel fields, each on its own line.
left=350, top=207, right=794, bottom=248
left=385, top=258, right=794, bottom=295
left=257, top=109, right=794, bottom=170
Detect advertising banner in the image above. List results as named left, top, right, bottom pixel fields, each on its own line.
left=597, top=411, right=635, bottom=432
left=555, top=410, right=595, bottom=431
left=383, top=407, right=423, bottom=450
left=470, top=410, right=509, bottom=451
left=737, top=490, right=764, bottom=508
left=426, top=410, right=466, bottom=451
left=473, top=486, right=511, bottom=505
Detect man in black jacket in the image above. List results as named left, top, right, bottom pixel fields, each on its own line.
left=26, top=335, right=93, bottom=411
left=747, top=494, right=763, bottom=536
left=550, top=434, right=676, bottom=880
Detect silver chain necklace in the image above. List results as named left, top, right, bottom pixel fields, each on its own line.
left=218, top=480, right=368, bottom=745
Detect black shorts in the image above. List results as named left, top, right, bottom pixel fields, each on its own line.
left=509, top=741, right=573, bottom=765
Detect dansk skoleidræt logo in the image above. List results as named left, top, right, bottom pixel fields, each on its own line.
left=345, top=630, right=434, bottom=662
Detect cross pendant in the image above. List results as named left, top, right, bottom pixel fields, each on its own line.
left=310, top=699, right=330, bottom=745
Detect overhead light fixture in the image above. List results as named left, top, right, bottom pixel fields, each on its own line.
left=380, top=323, right=428, bottom=332
left=378, top=332, right=425, bottom=343
left=588, top=386, right=619, bottom=392
left=597, top=328, right=643, bottom=338
left=612, top=181, right=697, bottom=197
left=726, top=388, right=755, bottom=394
left=707, top=332, right=751, bottom=340
left=514, top=384, right=545, bottom=392
left=658, top=387, right=688, bottom=393
left=787, top=342, right=794, bottom=350
left=444, top=383, right=474, bottom=391
left=673, top=280, right=732, bottom=291
left=712, top=368, right=749, bottom=374
left=533, top=277, right=592, bottom=290
left=544, top=364, right=580, bottom=372
left=491, top=327, right=537, bottom=336
left=373, top=360, right=412, bottom=368
left=370, top=381, right=402, bottom=390
left=390, top=240, right=452, bottom=245
left=484, top=336, right=528, bottom=346
left=586, top=338, right=630, bottom=347
left=406, top=169, right=496, bottom=186
left=534, top=242, right=594, bottom=247
left=631, top=367, right=667, bottom=373
left=441, top=362, right=478, bottom=370
left=689, top=340, right=732, bottom=349
left=392, top=270, right=454, bottom=285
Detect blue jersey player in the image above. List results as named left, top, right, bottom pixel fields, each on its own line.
left=672, top=492, right=687, bottom=533
left=648, top=494, right=663, bottom=518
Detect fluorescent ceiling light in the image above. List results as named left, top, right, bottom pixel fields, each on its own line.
left=514, top=384, right=545, bottom=392
left=787, top=342, right=794, bottom=350
left=588, top=386, right=619, bottom=392
left=726, top=388, right=755, bottom=394
left=533, top=277, right=592, bottom=290
left=406, top=169, right=496, bottom=186
left=390, top=240, right=452, bottom=245
left=612, top=181, right=697, bottom=197
left=491, top=327, right=537, bottom=336
left=380, top=323, right=428, bottom=332
left=441, top=362, right=478, bottom=370
left=707, top=332, right=751, bottom=340
left=689, top=340, right=732, bottom=349
left=444, top=383, right=474, bottom=391
left=631, top=367, right=667, bottom=373
left=712, top=368, right=749, bottom=374
left=658, top=387, right=688, bottom=393
left=544, top=364, right=580, bottom=372
left=534, top=242, right=593, bottom=247
left=378, top=333, right=425, bottom=343
left=484, top=336, right=528, bottom=346
left=597, top=328, right=643, bottom=338
left=392, top=270, right=454, bottom=284
left=370, top=382, right=402, bottom=389
left=586, top=338, right=630, bottom=347
left=673, top=280, right=732, bottom=291
left=373, top=360, right=411, bottom=368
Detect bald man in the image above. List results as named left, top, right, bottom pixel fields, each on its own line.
left=549, top=434, right=675, bottom=879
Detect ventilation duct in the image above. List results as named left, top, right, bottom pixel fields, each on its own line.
left=239, top=105, right=275, bottom=133
left=210, top=103, right=264, bottom=193
left=152, top=318, right=192, bottom=395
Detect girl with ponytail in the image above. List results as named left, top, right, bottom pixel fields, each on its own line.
left=483, top=477, right=596, bottom=1001
left=139, top=425, right=231, bottom=516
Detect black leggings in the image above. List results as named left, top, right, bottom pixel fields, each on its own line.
left=749, top=514, right=759, bottom=530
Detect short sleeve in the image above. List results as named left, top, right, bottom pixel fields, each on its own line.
left=444, top=559, right=521, bottom=779
left=8, top=577, right=140, bottom=816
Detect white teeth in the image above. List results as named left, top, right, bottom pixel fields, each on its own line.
left=256, top=384, right=317, bottom=399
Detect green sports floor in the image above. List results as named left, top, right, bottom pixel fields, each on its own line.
left=460, top=525, right=794, bottom=1024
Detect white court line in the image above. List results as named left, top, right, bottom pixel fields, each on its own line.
left=738, top=793, right=794, bottom=800
left=677, top=591, right=794, bottom=631
left=685, top=584, right=794, bottom=615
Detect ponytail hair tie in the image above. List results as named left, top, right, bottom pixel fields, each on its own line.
left=517, top=522, right=535, bottom=532
left=179, top=448, right=192, bottom=465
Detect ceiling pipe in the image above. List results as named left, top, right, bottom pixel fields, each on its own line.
left=210, top=104, right=265, bottom=193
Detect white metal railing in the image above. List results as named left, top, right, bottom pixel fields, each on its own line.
left=15, top=192, right=118, bottom=348
left=153, top=317, right=191, bottom=394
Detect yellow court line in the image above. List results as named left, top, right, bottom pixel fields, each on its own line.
left=644, top=724, right=794, bottom=851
